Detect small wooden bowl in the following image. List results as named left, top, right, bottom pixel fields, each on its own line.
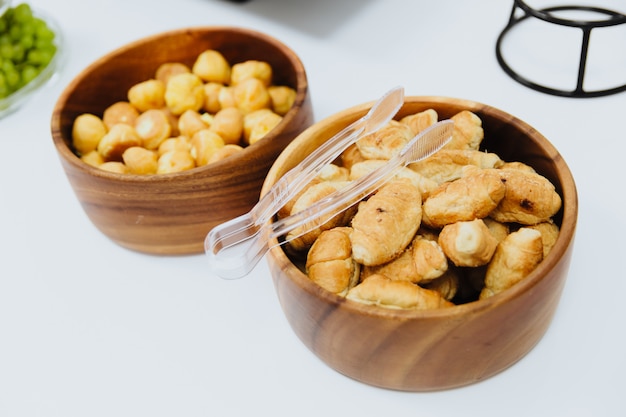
left=51, top=27, right=313, bottom=255
left=264, top=96, right=578, bottom=391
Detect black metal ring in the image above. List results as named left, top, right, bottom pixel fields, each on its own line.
left=495, top=0, right=626, bottom=98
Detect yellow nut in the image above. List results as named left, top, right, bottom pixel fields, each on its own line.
left=233, top=78, right=271, bottom=114
left=248, top=111, right=282, bottom=145
left=157, top=149, right=196, bottom=174
left=97, top=124, right=142, bottom=161
left=192, top=49, right=231, bottom=84
left=268, top=85, right=296, bottom=116
left=190, top=130, right=225, bottom=166
left=134, top=109, right=172, bottom=150
left=158, top=136, right=191, bottom=156
left=209, top=107, right=244, bottom=145
left=80, top=150, right=105, bottom=167
left=208, top=144, right=244, bottom=164
left=155, top=62, right=191, bottom=85
left=99, top=161, right=129, bottom=174
left=128, top=79, right=166, bottom=112
left=102, top=101, right=139, bottom=130
left=202, top=82, right=223, bottom=114
left=178, top=109, right=209, bottom=139
left=122, top=146, right=158, bottom=175
left=72, top=113, right=107, bottom=155
left=230, top=60, right=272, bottom=86
left=165, top=73, right=205, bottom=116
left=243, top=108, right=275, bottom=142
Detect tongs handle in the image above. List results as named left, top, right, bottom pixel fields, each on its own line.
left=206, top=119, right=454, bottom=280
left=254, top=86, right=403, bottom=224
left=205, top=87, right=404, bottom=272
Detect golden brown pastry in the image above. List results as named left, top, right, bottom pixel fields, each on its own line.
left=438, top=219, right=498, bottom=267
left=361, top=233, right=448, bottom=284
left=340, top=143, right=367, bottom=170
left=286, top=180, right=354, bottom=252
left=409, top=149, right=504, bottom=185
left=361, top=248, right=416, bottom=283
left=479, top=227, right=543, bottom=299
left=420, top=268, right=461, bottom=301
left=421, top=168, right=505, bottom=228
left=346, top=274, right=454, bottom=310
left=411, top=235, right=449, bottom=282
left=489, top=169, right=562, bottom=225
left=444, top=110, right=484, bottom=150
left=499, top=161, right=536, bottom=173
left=355, top=120, right=414, bottom=160
left=399, top=108, right=438, bottom=135
left=306, top=227, right=360, bottom=296
left=527, top=220, right=560, bottom=258
left=482, top=217, right=510, bottom=243
left=349, top=160, right=439, bottom=200
left=277, top=164, right=348, bottom=220
left=350, top=179, right=422, bottom=266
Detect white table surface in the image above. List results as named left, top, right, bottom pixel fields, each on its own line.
left=1, top=0, right=625, bottom=416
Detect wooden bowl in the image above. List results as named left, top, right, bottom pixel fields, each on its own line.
left=51, top=27, right=313, bottom=255
left=264, top=96, right=578, bottom=391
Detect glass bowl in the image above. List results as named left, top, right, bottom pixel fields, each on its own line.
left=0, top=6, right=65, bottom=118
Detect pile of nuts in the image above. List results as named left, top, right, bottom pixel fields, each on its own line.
left=71, top=49, right=296, bottom=174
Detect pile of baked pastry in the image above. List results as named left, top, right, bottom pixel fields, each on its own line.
left=280, top=109, right=562, bottom=310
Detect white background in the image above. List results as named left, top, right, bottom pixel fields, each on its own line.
left=1, top=0, right=625, bottom=416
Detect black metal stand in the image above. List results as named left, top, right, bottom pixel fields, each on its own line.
left=495, top=0, right=626, bottom=98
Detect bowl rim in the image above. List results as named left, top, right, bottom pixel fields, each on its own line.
left=265, top=95, right=578, bottom=320
left=50, top=25, right=309, bottom=183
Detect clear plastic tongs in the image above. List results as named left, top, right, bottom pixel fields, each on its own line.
left=205, top=87, right=453, bottom=279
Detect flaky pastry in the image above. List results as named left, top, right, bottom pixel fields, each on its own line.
left=346, top=274, right=453, bottom=310
left=438, top=219, right=498, bottom=267
left=355, top=120, right=414, bottom=160
left=489, top=169, right=562, bottom=225
left=350, top=179, right=422, bottom=266
left=479, top=227, right=543, bottom=299
left=306, top=227, right=360, bottom=296
left=422, top=168, right=505, bottom=228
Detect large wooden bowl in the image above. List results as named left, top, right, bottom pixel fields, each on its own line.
left=264, top=96, right=577, bottom=391
left=51, top=27, right=313, bottom=255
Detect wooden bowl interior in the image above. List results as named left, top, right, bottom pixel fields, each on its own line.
left=51, top=27, right=313, bottom=255
left=264, top=96, right=577, bottom=391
